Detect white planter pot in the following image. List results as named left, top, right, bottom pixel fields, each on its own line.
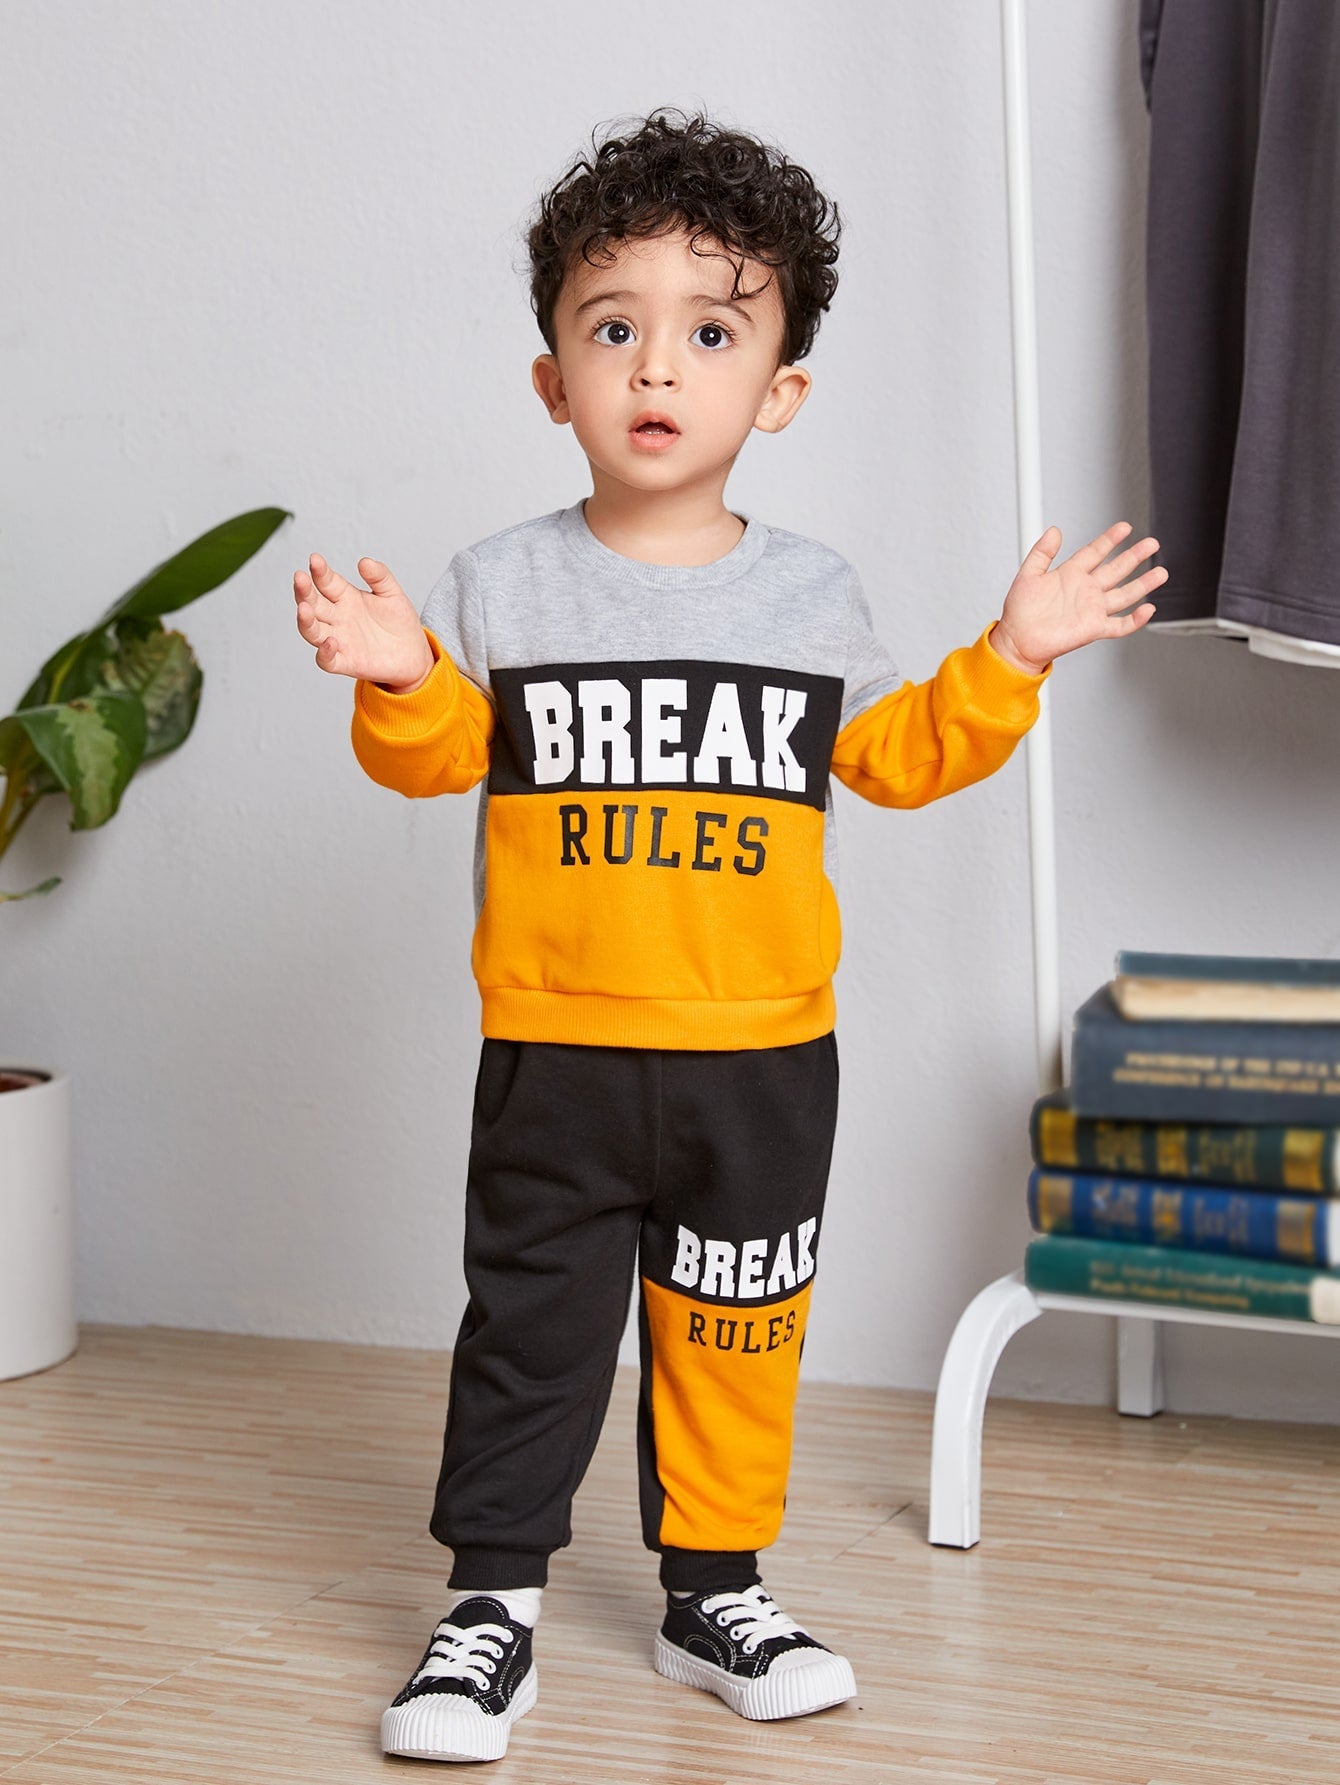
left=0, top=1068, right=76, bottom=1381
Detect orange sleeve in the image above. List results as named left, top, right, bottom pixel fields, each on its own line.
left=349, top=627, right=494, bottom=797
left=831, top=622, right=1050, bottom=809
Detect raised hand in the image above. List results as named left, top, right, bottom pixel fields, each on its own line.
left=294, top=553, right=435, bottom=690
left=990, top=522, right=1168, bottom=675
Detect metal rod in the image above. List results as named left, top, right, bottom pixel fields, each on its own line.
left=1000, top=0, right=1063, bottom=1095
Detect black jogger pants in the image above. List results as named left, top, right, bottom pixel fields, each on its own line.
left=428, top=1030, right=840, bottom=1593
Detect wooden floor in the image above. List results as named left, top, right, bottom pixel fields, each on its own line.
left=3, top=1329, right=1340, bottom=1784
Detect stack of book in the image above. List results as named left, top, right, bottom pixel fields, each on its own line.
left=1023, top=952, right=1340, bottom=1325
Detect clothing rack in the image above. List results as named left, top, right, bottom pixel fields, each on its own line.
left=925, top=0, right=1340, bottom=1551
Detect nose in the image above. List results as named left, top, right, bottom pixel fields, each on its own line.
left=633, top=332, right=680, bottom=389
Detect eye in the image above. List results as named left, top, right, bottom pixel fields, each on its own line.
left=589, top=317, right=737, bottom=350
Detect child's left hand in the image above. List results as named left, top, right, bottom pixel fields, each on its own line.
left=989, top=521, right=1168, bottom=675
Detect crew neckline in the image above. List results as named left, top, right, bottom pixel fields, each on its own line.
left=557, top=497, right=769, bottom=588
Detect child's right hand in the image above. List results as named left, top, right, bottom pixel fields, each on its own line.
left=294, top=553, right=435, bottom=691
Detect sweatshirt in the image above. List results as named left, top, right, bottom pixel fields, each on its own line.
left=349, top=498, right=1050, bottom=1051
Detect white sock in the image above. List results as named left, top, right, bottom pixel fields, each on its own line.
left=448, top=1585, right=543, bottom=1627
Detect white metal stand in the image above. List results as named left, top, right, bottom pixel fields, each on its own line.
left=927, top=0, right=1313, bottom=1550
left=928, top=1271, right=1340, bottom=1549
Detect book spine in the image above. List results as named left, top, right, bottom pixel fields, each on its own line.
left=1071, top=1001, right=1340, bottom=1124
left=1027, top=1168, right=1331, bottom=1265
left=1029, top=1096, right=1337, bottom=1193
left=1023, top=1236, right=1340, bottom=1323
left=1115, top=951, right=1340, bottom=989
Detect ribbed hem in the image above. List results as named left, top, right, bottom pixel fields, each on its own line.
left=1220, top=582, right=1340, bottom=649
left=659, top=1547, right=761, bottom=1593
left=445, top=1546, right=553, bottom=1590
left=480, top=983, right=836, bottom=1050
left=352, top=628, right=459, bottom=738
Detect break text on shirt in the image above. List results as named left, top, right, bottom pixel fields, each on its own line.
left=488, top=659, right=844, bottom=811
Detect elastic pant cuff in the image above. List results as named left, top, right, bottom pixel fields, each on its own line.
left=447, top=1545, right=552, bottom=1590
left=658, top=1546, right=761, bottom=1594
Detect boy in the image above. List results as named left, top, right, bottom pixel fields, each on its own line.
left=293, top=109, right=1163, bottom=1765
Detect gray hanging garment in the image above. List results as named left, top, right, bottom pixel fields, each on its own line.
left=1143, top=0, right=1340, bottom=651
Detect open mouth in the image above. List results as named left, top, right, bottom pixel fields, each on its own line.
left=630, top=415, right=680, bottom=451
left=630, top=412, right=680, bottom=439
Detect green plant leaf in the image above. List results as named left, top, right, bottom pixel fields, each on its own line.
left=0, top=876, right=62, bottom=904
left=0, top=691, right=148, bottom=830
left=97, top=626, right=202, bottom=760
left=1, top=506, right=288, bottom=892
left=7, top=627, right=118, bottom=746
left=95, top=505, right=292, bottom=627
left=7, top=507, right=288, bottom=728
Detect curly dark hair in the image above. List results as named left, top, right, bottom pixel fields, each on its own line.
left=526, top=108, right=842, bottom=368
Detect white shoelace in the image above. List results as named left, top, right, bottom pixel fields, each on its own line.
left=414, top=1620, right=515, bottom=1691
left=700, top=1586, right=806, bottom=1656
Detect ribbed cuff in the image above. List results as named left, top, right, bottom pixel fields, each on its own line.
left=352, top=628, right=460, bottom=739
left=956, top=617, right=1056, bottom=721
left=658, top=1546, right=761, bottom=1593
left=975, top=622, right=1053, bottom=693
left=446, top=1545, right=553, bottom=1590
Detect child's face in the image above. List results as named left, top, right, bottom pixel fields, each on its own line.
left=532, top=228, right=811, bottom=497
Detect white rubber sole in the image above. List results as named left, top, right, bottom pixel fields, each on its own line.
left=653, top=1636, right=856, bottom=1721
left=380, top=1665, right=538, bottom=1762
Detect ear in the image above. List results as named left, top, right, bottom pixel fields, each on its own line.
left=532, top=354, right=571, bottom=425
left=753, top=363, right=812, bottom=435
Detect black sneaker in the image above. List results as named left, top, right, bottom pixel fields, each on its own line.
left=654, top=1583, right=857, bottom=1720
left=380, top=1596, right=537, bottom=1762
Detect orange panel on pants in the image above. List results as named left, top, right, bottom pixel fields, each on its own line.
left=641, top=1276, right=813, bottom=1552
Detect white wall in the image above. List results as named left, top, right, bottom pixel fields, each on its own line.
left=6, top=0, right=1340, bottom=1422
